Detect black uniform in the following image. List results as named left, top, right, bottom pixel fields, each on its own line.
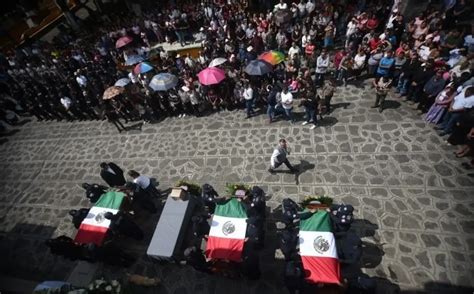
left=69, top=208, right=90, bottom=229
left=105, top=211, right=144, bottom=240
left=83, top=183, right=107, bottom=203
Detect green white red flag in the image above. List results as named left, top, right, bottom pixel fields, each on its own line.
left=74, top=191, right=124, bottom=246
left=206, top=198, right=247, bottom=262
left=299, top=210, right=340, bottom=284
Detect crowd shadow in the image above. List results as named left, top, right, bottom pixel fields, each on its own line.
left=331, top=102, right=351, bottom=111
left=318, top=116, right=338, bottom=127
left=383, top=100, right=401, bottom=110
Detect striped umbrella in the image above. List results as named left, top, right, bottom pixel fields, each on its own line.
left=124, top=55, right=145, bottom=66
left=133, top=62, right=154, bottom=75
left=149, top=73, right=178, bottom=91
left=258, top=50, right=285, bottom=65
left=115, top=36, right=133, bottom=49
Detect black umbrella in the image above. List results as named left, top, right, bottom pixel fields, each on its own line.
left=244, top=60, right=273, bottom=76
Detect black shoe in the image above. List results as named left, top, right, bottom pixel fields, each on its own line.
left=268, top=168, right=275, bottom=174
left=290, top=168, right=298, bottom=173
left=371, top=105, right=378, bottom=108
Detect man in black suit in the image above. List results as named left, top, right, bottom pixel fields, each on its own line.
left=99, top=162, right=126, bottom=187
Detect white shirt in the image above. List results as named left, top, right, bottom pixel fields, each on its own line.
left=76, top=75, right=87, bottom=87
left=452, top=87, right=474, bottom=110
left=270, top=145, right=289, bottom=167
left=243, top=87, right=253, bottom=100
left=60, top=97, right=72, bottom=109
left=288, top=46, right=301, bottom=59
left=281, top=92, right=293, bottom=109
left=274, top=3, right=288, bottom=10
left=128, top=72, right=138, bottom=83
left=297, top=2, right=306, bottom=14
left=316, top=56, right=329, bottom=73
left=133, top=175, right=150, bottom=189
left=353, top=54, right=366, bottom=69
left=306, top=1, right=315, bottom=13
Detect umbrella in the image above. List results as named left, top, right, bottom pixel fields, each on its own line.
left=274, top=10, right=292, bottom=24
left=149, top=73, right=178, bottom=91
left=114, top=78, right=131, bottom=87
left=208, top=57, right=227, bottom=67
left=244, top=60, right=273, bottom=76
left=197, top=67, right=226, bottom=85
left=124, top=55, right=145, bottom=66
left=133, top=62, right=154, bottom=75
left=115, top=36, right=133, bottom=49
left=258, top=50, right=285, bottom=65
left=103, top=86, right=125, bottom=100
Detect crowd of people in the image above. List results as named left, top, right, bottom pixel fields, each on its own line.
left=0, top=0, right=472, bottom=137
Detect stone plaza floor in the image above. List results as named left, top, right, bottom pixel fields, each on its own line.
left=0, top=82, right=473, bottom=293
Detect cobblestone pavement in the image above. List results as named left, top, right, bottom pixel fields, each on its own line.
left=0, top=83, right=473, bottom=294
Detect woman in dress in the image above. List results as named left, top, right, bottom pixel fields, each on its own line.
left=425, top=84, right=456, bottom=124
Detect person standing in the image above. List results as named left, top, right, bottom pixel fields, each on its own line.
left=266, top=85, right=278, bottom=123
left=315, top=50, right=330, bottom=87
left=281, top=88, right=296, bottom=124
left=269, top=139, right=297, bottom=173
left=243, top=82, right=254, bottom=119
left=99, top=162, right=126, bottom=187
left=320, top=79, right=336, bottom=114
left=128, top=170, right=159, bottom=198
left=299, top=90, right=318, bottom=129
left=371, top=76, right=392, bottom=113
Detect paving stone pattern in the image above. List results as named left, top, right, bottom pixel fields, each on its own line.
left=0, top=84, right=473, bottom=294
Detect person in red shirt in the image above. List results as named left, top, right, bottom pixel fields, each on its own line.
left=368, top=35, right=381, bottom=51
left=334, top=49, right=347, bottom=70
left=366, top=13, right=379, bottom=31
left=305, top=42, right=315, bottom=60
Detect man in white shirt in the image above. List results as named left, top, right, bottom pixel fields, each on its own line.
left=128, top=170, right=159, bottom=198
left=243, top=82, right=254, bottom=118
left=436, top=86, right=474, bottom=135
left=288, top=42, right=301, bottom=59
left=306, top=0, right=315, bottom=15
left=274, top=0, right=288, bottom=11
left=281, top=88, right=295, bottom=123
left=269, top=139, right=297, bottom=173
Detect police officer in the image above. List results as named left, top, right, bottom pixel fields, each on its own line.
left=283, top=255, right=304, bottom=294
left=245, top=186, right=266, bottom=219
left=279, top=228, right=299, bottom=261
left=81, top=183, right=108, bottom=203
left=183, top=246, right=210, bottom=273
left=69, top=208, right=90, bottom=229
left=191, top=215, right=210, bottom=240
left=104, top=211, right=144, bottom=240
left=245, top=216, right=264, bottom=250
left=201, top=183, right=219, bottom=213
left=123, top=182, right=157, bottom=214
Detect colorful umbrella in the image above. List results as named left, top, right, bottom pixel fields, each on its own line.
left=115, top=36, right=133, bottom=49
left=197, top=67, right=226, bottom=85
left=149, top=73, right=178, bottom=91
left=208, top=57, right=227, bottom=67
left=114, top=78, right=131, bottom=87
left=133, top=62, right=154, bottom=75
left=244, top=60, right=273, bottom=76
left=258, top=50, right=285, bottom=65
left=103, top=86, right=125, bottom=100
left=124, top=55, right=145, bottom=66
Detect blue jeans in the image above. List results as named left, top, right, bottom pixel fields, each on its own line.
left=438, top=111, right=461, bottom=133
left=245, top=99, right=254, bottom=117
left=267, top=105, right=275, bottom=121
left=305, top=108, right=317, bottom=124
left=175, top=31, right=185, bottom=46
left=284, top=107, right=295, bottom=122
left=397, top=76, right=409, bottom=95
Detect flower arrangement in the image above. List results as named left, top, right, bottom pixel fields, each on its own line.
left=175, top=180, right=202, bottom=196
left=88, top=278, right=121, bottom=293
left=225, top=183, right=252, bottom=197
left=300, top=195, right=333, bottom=208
